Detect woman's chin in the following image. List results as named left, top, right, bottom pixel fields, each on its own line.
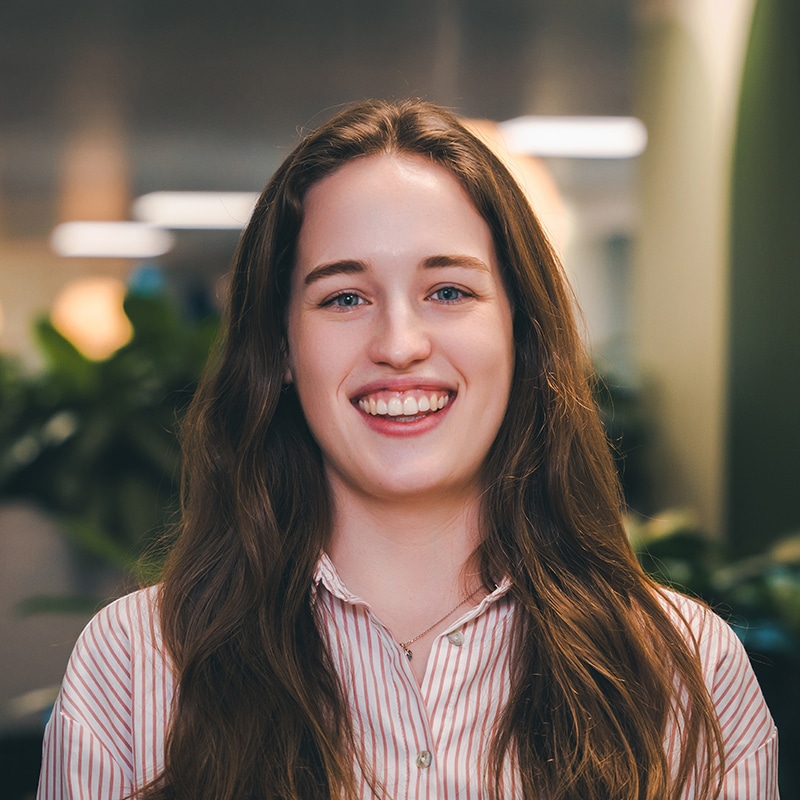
left=329, top=465, right=481, bottom=509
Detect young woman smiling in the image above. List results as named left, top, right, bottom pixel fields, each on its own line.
left=38, top=100, right=777, bottom=800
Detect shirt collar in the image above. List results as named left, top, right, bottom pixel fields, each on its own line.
left=313, top=551, right=362, bottom=604
left=313, top=551, right=513, bottom=610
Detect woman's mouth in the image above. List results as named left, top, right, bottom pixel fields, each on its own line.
left=356, top=390, right=451, bottom=420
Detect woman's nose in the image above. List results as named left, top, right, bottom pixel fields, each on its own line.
left=367, top=303, right=432, bottom=368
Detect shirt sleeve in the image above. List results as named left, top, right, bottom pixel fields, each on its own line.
left=38, top=696, right=133, bottom=800
left=698, top=603, right=780, bottom=799
left=37, top=591, right=158, bottom=800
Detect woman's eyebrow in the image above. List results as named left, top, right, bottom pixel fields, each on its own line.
left=303, top=259, right=366, bottom=286
left=422, top=254, right=491, bottom=272
left=303, top=254, right=489, bottom=286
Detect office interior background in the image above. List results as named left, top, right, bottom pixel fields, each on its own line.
left=1, top=0, right=798, bottom=796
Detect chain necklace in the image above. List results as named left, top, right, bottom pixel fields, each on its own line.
left=398, top=587, right=481, bottom=661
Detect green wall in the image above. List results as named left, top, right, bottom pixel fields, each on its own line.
left=729, top=0, right=800, bottom=552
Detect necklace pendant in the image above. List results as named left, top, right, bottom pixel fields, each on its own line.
left=404, top=648, right=413, bottom=660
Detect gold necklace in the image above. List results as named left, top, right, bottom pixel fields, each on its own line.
left=398, top=587, right=481, bottom=661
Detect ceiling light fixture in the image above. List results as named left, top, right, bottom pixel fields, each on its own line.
left=498, top=116, right=647, bottom=159
left=50, top=221, right=174, bottom=258
left=132, top=191, right=259, bottom=229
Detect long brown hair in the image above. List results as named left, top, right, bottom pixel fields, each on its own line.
left=145, top=99, right=724, bottom=799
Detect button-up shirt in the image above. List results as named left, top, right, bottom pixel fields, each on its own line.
left=38, top=555, right=779, bottom=798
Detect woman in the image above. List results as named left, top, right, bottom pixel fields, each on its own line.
left=38, top=99, right=777, bottom=799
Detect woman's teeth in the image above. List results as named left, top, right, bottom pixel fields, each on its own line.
left=358, top=392, right=450, bottom=417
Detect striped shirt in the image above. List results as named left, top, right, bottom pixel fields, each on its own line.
left=38, top=554, right=779, bottom=799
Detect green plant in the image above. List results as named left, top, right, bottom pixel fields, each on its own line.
left=0, top=291, right=218, bottom=610
left=628, top=509, right=800, bottom=654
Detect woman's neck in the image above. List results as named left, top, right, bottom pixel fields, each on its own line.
left=327, top=482, right=482, bottom=599
left=326, top=485, right=486, bottom=685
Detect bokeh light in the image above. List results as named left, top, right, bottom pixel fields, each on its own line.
left=50, top=276, right=133, bottom=360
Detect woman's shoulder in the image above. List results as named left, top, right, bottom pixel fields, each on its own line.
left=77, top=584, right=162, bottom=651
left=653, top=587, right=773, bottom=708
left=655, top=586, right=731, bottom=635
left=106, top=583, right=161, bottom=620
left=62, top=585, right=167, bottom=701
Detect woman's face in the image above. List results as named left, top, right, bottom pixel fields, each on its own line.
left=286, top=153, right=514, bottom=507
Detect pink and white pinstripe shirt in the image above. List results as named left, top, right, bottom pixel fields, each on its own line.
left=38, top=554, right=779, bottom=799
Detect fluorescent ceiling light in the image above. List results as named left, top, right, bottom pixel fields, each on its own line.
left=498, top=116, right=647, bottom=159
left=50, top=222, right=174, bottom=258
left=132, top=191, right=259, bottom=229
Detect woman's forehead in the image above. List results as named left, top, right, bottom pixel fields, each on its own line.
left=293, top=154, right=496, bottom=279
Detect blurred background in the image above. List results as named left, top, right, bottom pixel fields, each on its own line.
left=1, top=0, right=798, bottom=796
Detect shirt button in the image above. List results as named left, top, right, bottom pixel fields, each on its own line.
left=447, top=630, right=465, bottom=646
left=415, top=750, right=433, bottom=769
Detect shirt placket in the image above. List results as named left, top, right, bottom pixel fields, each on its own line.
left=421, top=604, right=501, bottom=798
left=314, top=558, right=512, bottom=799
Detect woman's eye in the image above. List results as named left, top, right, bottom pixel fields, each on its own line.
left=326, top=292, right=364, bottom=309
left=429, top=286, right=469, bottom=303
